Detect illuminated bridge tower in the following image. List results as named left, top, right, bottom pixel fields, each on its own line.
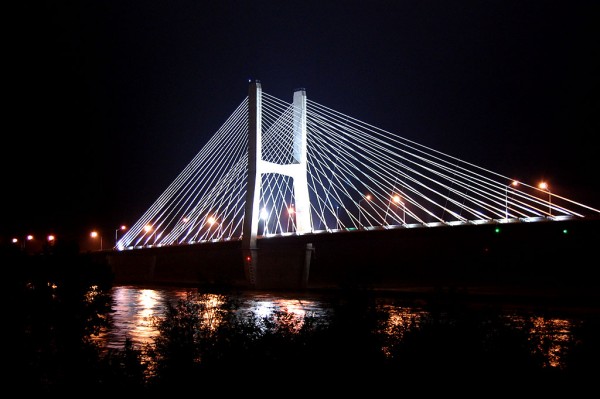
left=242, top=80, right=312, bottom=287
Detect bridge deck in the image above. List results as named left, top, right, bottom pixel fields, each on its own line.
left=106, top=217, right=600, bottom=300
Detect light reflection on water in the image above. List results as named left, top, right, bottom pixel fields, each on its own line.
left=379, top=305, right=428, bottom=358
left=93, top=286, right=330, bottom=350
left=504, top=314, right=578, bottom=369
left=93, top=287, right=167, bottom=349
left=92, top=285, right=578, bottom=369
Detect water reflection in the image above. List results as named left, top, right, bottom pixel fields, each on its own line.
left=93, top=285, right=585, bottom=371
left=533, top=317, right=575, bottom=369
left=505, top=314, right=578, bottom=369
left=94, top=286, right=329, bottom=350
left=94, top=287, right=167, bottom=349
left=379, top=305, right=428, bottom=358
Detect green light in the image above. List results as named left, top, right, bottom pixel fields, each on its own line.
left=494, top=227, right=501, bottom=233
left=562, top=229, right=568, bottom=234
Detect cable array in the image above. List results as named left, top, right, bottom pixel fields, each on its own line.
left=117, top=91, right=599, bottom=250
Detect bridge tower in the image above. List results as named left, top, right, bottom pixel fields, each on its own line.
left=242, top=80, right=312, bottom=287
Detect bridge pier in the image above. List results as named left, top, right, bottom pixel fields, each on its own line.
left=242, top=80, right=262, bottom=286
left=244, top=242, right=314, bottom=290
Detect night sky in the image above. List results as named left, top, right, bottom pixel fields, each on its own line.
left=5, top=0, right=599, bottom=242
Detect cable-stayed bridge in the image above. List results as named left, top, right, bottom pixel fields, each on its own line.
left=117, top=81, right=598, bottom=248
left=111, top=81, right=600, bottom=290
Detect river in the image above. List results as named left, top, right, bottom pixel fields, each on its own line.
left=94, top=285, right=598, bottom=370
left=17, top=273, right=600, bottom=393
left=7, top=228, right=599, bottom=396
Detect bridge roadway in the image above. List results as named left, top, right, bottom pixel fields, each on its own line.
left=105, top=217, right=599, bottom=299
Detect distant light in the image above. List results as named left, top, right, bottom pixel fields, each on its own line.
left=26, top=235, right=34, bottom=241
left=90, top=231, right=99, bottom=238
left=12, top=238, right=18, bottom=244
left=260, top=208, right=268, bottom=220
left=144, top=225, right=152, bottom=232
left=562, top=229, right=568, bottom=234
left=494, top=227, right=501, bottom=233
left=47, top=235, right=55, bottom=242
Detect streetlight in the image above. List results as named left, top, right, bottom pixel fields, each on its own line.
left=90, top=231, right=103, bottom=250
left=392, top=194, right=405, bottom=225
left=260, top=208, right=269, bottom=235
left=288, top=205, right=296, bottom=232
left=144, top=224, right=155, bottom=246
left=207, top=215, right=222, bottom=239
left=115, top=225, right=127, bottom=241
left=505, top=180, right=519, bottom=220
left=359, top=194, right=371, bottom=229
left=12, top=235, right=34, bottom=251
left=538, top=181, right=551, bottom=217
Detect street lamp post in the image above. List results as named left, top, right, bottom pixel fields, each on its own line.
left=207, top=216, right=214, bottom=240
left=359, top=194, right=371, bottom=229
left=505, top=180, right=519, bottom=220
left=260, top=208, right=269, bottom=236
left=115, top=225, right=127, bottom=242
left=90, top=231, right=103, bottom=251
left=392, top=194, right=405, bottom=225
left=24, top=234, right=34, bottom=251
left=539, top=182, right=551, bottom=217
left=288, top=206, right=296, bottom=233
left=207, top=216, right=222, bottom=240
left=13, top=235, right=34, bottom=251
left=144, top=224, right=153, bottom=246
left=336, top=206, right=340, bottom=230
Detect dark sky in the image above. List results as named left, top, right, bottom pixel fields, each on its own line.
left=5, top=0, right=599, bottom=241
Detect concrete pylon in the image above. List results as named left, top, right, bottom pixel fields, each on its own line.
left=290, top=88, right=311, bottom=233
left=242, top=80, right=262, bottom=286
left=242, top=81, right=312, bottom=288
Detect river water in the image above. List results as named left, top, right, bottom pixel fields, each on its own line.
left=93, top=284, right=598, bottom=372
left=93, top=285, right=333, bottom=351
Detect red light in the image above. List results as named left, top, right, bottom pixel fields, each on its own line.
left=246, top=256, right=251, bottom=262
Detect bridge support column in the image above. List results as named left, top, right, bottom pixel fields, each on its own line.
left=242, top=81, right=313, bottom=289
left=291, top=88, right=311, bottom=234
left=242, top=80, right=262, bottom=287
